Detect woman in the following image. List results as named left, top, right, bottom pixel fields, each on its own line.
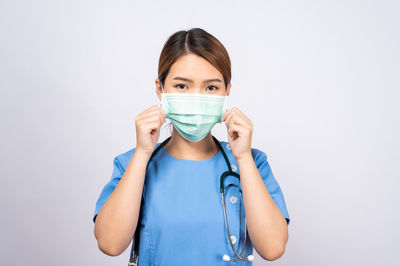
left=93, top=28, right=290, bottom=265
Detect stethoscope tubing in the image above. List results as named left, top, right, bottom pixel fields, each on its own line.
left=129, top=135, right=252, bottom=265
left=213, top=136, right=251, bottom=262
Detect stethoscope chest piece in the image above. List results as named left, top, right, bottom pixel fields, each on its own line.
left=128, top=135, right=253, bottom=265
left=217, top=149, right=253, bottom=262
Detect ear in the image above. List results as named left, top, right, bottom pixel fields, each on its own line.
left=155, top=78, right=162, bottom=101
left=226, top=83, right=231, bottom=96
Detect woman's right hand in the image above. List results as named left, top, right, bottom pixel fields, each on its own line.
left=135, top=105, right=166, bottom=156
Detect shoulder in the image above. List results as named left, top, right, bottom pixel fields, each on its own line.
left=112, top=147, right=136, bottom=170
left=251, top=146, right=268, bottom=164
left=112, top=141, right=167, bottom=170
left=218, top=140, right=268, bottom=165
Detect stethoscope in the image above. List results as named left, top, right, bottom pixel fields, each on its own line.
left=128, top=135, right=253, bottom=266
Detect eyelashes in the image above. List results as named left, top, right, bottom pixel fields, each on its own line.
left=175, top=84, right=187, bottom=90
left=207, top=85, right=219, bottom=91
left=174, top=84, right=219, bottom=91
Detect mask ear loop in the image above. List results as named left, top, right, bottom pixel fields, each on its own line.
left=160, top=82, right=165, bottom=93
left=223, top=86, right=228, bottom=113
left=159, top=81, right=172, bottom=135
left=158, top=82, right=165, bottom=107
left=219, top=86, right=228, bottom=123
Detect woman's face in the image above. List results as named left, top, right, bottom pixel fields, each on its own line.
left=156, top=53, right=231, bottom=100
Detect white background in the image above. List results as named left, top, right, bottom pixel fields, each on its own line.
left=1, top=0, right=399, bottom=265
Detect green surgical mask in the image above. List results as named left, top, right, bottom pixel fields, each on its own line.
left=160, top=83, right=228, bottom=142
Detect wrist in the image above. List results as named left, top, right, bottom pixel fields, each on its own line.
left=234, top=151, right=253, bottom=163
left=134, top=147, right=153, bottom=159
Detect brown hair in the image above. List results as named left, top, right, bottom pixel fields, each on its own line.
left=158, top=28, right=231, bottom=90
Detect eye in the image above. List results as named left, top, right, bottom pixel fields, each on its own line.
left=206, top=85, right=219, bottom=91
left=174, top=84, right=188, bottom=90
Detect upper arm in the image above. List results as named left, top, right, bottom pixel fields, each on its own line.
left=252, top=149, right=291, bottom=225
left=92, top=155, right=126, bottom=223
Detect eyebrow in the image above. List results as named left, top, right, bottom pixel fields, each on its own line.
left=172, top=76, right=223, bottom=83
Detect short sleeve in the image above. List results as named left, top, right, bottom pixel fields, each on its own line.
left=92, top=155, right=126, bottom=223
left=252, top=149, right=291, bottom=225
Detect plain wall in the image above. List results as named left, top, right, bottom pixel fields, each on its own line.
left=0, top=0, right=399, bottom=265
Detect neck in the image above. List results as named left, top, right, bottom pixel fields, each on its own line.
left=164, top=127, right=219, bottom=160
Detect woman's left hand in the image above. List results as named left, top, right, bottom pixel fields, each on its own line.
left=221, top=107, right=253, bottom=160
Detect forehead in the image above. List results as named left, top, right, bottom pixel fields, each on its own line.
left=168, top=53, right=223, bottom=81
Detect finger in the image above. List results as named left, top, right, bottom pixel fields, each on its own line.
left=141, top=121, right=163, bottom=134
left=222, top=108, right=232, bottom=122
left=228, top=115, right=252, bottom=130
left=228, top=123, right=250, bottom=138
left=221, top=109, right=228, bottom=121
left=136, top=114, right=162, bottom=127
left=224, top=111, right=237, bottom=129
left=141, top=105, right=161, bottom=115
left=152, top=107, right=166, bottom=124
left=137, top=105, right=162, bottom=119
left=229, top=107, right=252, bottom=126
left=227, top=123, right=241, bottom=138
left=136, top=114, right=164, bottom=131
left=137, top=109, right=165, bottom=124
left=225, top=112, right=249, bottom=130
left=229, top=112, right=252, bottom=130
left=159, top=108, right=166, bottom=123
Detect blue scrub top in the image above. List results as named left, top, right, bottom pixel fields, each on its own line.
left=93, top=139, right=290, bottom=265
